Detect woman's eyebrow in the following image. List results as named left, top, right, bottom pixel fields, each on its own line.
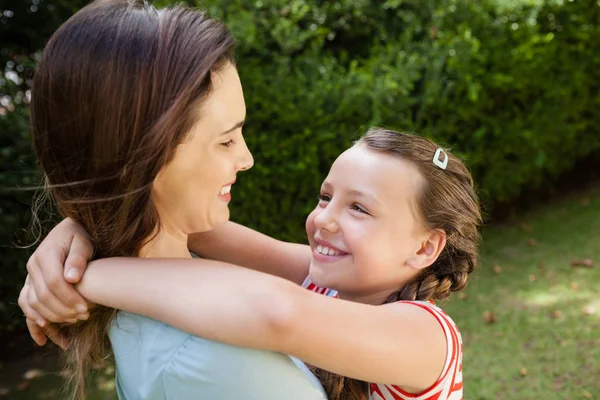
left=219, top=119, right=245, bottom=135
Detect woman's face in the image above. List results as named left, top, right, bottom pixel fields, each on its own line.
left=153, top=63, right=253, bottom=237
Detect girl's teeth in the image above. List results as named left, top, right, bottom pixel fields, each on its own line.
left=315, top=244, right=339, bottom=256
left=220, top=185, right=231, bottom=195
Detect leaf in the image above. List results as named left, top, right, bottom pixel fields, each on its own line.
left=538, top=262, right=546, bottom=272
left=583, top=390, right=593, bottom=399
left=458, top=292, right=468, bottom=300
left=520, top=367, right=528, bottom=376
left=519, top=223, right=533, bottom=233
left=570, top=282, right=580, bottom=290
left=493, top=265, right=502, bottom=274
left=23, top=368, right=44, bottom=380
left=528, top=274, right=537, bottom=282
left=583, top=305, right=595, bottom=315
left=40, top=390, right=58, bottom=400
left=570, top=259, right=594, bottom=268
left=0, top=387, right=10, bottom=396
left=16, top=381, right=30, bottom=391
left=526, top=238, right=539, bottom=247
left=483, top=311, right=496, bottom=324
left=549, top=310, right=562, bottom=319
left=580, top=197, right=590, bottom=206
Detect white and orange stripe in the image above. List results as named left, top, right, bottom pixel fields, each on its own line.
left=302, top=277, right=463, bottom=400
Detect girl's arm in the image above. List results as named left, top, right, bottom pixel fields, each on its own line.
left=187, top=222, right=310, bottom=285
left=78, top=258, right=447, bottom=391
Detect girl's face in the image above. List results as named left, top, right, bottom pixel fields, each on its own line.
left=152, top=63, right=254, bottom=237
left=306, top=144, right=443, bottom=304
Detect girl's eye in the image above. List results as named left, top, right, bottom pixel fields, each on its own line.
left=221, top=140, right=235, bottom=148
left=351, top=204, right=368, bottom=214
left=318, top=194, right=331, bottom=203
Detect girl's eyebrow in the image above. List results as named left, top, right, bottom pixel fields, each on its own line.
left=322, top=181, right=382, bottom=205
left=347, top=189, right=382, bottom=205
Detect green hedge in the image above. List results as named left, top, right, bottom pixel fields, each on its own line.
left=1, top=0, right=599, bottom=336
left=196, top=0, right=600, bottom=238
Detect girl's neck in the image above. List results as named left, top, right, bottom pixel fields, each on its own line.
left=336, top=289, right=396, bottom=306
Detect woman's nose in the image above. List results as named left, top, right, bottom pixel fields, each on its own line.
left=238, top=139, right=254, bottom=171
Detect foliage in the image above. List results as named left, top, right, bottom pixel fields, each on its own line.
left=200, top=0, right=600, bottom=236
left=1, top=0, right=599, bottom=336
left=0, top=0, right=88, bottom=338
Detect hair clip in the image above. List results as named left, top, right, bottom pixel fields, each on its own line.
left=433, top=148, right=448, bottom=170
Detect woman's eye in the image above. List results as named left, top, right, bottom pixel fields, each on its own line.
left=220, top=140, right=235, bottom=148
left=318, top=194, right=331, bottom=203
left=351, top=204, right=368, bottom=214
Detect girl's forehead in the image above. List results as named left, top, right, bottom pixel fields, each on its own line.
left=327, top=145, right=424, bottom=206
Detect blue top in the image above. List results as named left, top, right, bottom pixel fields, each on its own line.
left=109, top=311, right=327, bottom=399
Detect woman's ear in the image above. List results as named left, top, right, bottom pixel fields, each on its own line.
left=406, top=230, right=446, bottom=270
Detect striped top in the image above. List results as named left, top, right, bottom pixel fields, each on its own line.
left=302, top=277, right=463, bottom=400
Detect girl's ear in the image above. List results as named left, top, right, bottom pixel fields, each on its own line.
left=406, top=230, right=446, bottom=270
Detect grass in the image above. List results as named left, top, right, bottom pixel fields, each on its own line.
left=1, top=186, right=599, bottom=400
left=444, top=186, right=600, bottom=400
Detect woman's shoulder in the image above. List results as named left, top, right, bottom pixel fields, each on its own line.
left=163, top=330, right=327, bottom=399
left=109, top=312, right=327, bottom=400
left=108, top=312, right=192, bottom=399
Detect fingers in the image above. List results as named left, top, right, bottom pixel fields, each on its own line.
left=64, top=228, right=93, bottom=284
left=23, top=217, right=91, bottom=328
left=21, top=282, right=72, bottom=350
left=25, top=319, right=69, bottom=350
left=26, top=318, right=48, bottom=347
left=27, top=282, right=76, bottom=323
left=28, top=252, right=89, bottom=318
left=19, top=280, right=48, bottom=328
left=43, top=323, right=69, bottom=350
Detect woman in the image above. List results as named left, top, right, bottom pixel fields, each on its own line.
left=19, top=0, right=326, bottom=399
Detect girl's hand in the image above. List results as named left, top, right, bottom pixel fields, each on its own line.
left=17, top=218, right=94, bottom=346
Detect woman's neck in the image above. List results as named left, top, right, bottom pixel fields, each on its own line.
left=139, top=226, right=191, bottom=259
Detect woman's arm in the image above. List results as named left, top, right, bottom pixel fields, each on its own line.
left=78, top=258, right=446, bottom=390
left=187, top=222, right=311, bottom=285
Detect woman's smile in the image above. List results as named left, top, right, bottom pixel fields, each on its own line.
left=218, top=180, right=235, bottom=203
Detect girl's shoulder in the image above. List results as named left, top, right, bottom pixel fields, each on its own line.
left=370, top=301, right=463, bottom=400
left=374, top=301, right=463, bottom=400
left=396, top=300, right=460, bottom=334
left=301, top=277, right=464, bottom=400
left=301, top=277, right=457, bottom=330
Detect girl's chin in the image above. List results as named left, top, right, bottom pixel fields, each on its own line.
left=308, top=263, right=339, bottom=289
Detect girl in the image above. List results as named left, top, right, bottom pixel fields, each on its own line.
left=27, top=128, right=481, bottom=399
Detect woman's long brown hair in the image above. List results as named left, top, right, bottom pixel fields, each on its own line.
left=312, top=128, right=482, bottom=400
left=30, top=1, right=235, bottom=398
